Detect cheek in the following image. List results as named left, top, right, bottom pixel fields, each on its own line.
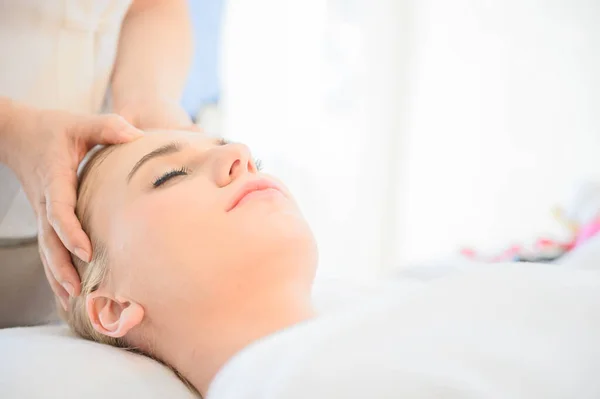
left=106, top=179, right=317, bottom=308
left=109, top=184, right=223, bottom=293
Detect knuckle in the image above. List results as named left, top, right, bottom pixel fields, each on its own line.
left=37, top=229, right=48, bottom=245
left=37, top=218, right=52, bottom=237
left=46, top=202, right=72, bottom=226
left=45, top=205, right=60, bottom=227
left=37, top=197, right=47, bottom=213
left=47, top=252, right=67, bottom=273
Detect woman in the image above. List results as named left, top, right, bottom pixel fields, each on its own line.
left=67, top=129, right=317, bottom=394
left=65, top=130, right=600, bottom=398
left=0, top=0, right=193, bottom=327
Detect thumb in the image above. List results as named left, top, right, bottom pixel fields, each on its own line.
left=81, top=114, right=143, bottom=145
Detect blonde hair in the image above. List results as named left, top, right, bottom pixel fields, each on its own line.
left=59, top=145, right=198, bottom=395
left=59, top=145, right=124, bottom=346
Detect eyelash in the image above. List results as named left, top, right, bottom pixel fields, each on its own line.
left=152, top=166, right=190, bottom=187
left=151, top=139, right=263, bottom=188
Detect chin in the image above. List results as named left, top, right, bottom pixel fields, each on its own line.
left=238, top=218, right=318, bottom=269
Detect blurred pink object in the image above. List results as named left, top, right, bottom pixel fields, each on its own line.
left=575, top=217, right=600, bottom=247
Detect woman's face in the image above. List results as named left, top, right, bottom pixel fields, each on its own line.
left=82, top=130, right=317, bottom=335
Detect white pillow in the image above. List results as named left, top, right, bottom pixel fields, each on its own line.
left=0, top=324, right=198, bottom=399
left=0, top=276, right=405, bottom=399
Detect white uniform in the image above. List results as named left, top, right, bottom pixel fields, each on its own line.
left=0, top=0, right=132, bottom=327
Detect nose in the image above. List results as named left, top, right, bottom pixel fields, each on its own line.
left=210, top=142, right=257, bottom=187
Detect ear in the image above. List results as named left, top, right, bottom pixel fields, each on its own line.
left=86, top=291, right=144, bottom=338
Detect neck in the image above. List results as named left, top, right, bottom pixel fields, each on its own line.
left=160, top=284, right=316, bottom=396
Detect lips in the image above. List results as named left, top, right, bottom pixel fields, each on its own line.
left=226, top=178, right=286, bottom=211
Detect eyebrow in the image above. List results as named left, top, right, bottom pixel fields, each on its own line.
left=126, top=138, right=229, bottom=183
left=127, top=142, right=184, bottom=183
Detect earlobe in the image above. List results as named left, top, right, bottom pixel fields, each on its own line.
left=86, top=292, right=144, bottom=338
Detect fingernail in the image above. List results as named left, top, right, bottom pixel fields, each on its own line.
left=74, top=247, right=90, bottom=263
left=128, top=128, right=144, bottom=138
left=62, top=282, right=75, bottom=297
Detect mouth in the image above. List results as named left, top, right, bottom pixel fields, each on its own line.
left=226, top=178, right=286, bottom=212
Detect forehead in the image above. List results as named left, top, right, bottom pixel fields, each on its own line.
left=116, top=129, right=214, bottom=162
left=92, top=130, right=215, bottom=181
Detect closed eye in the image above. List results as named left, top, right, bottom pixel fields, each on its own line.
left=152, top=166, right=190, bottom=188
left=151, top=139, right=263, bottom=188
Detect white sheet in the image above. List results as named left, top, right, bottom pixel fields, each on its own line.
left=208, top=264, right=600, bottom=399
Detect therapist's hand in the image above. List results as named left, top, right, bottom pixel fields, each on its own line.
left=1, top=102, right=143, bottom=309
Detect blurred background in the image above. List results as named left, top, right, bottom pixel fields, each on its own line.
left=185, top=0, right=600, bottom=277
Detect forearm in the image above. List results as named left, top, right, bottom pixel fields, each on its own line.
left=0, top=97, right=20, bottom=166
left=110, top=0, right=193, bottom=108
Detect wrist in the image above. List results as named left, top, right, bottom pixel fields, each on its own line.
left=0, top=99, right=36, bottom=169
left=111, top=88, right=179, bottom=112
left=110, top=70, right=183, bottom=111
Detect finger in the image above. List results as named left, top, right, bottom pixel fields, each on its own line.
left=39, top=247, right=69, bottom=311
left=39, top=212, right=82, bottom=297
left=177, top=124, right=204, bottom=133
left=84, top=114, right=143, bottom=145
left=44, top=170, right=92, bottom=262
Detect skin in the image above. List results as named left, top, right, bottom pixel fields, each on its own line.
left=111, top=0, right=193, bottom=123
left=0, top=97, right=143, bottom=309
left=1, top=0, right=193, bottom=309
left=83, top=131, right=318, bottom=395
